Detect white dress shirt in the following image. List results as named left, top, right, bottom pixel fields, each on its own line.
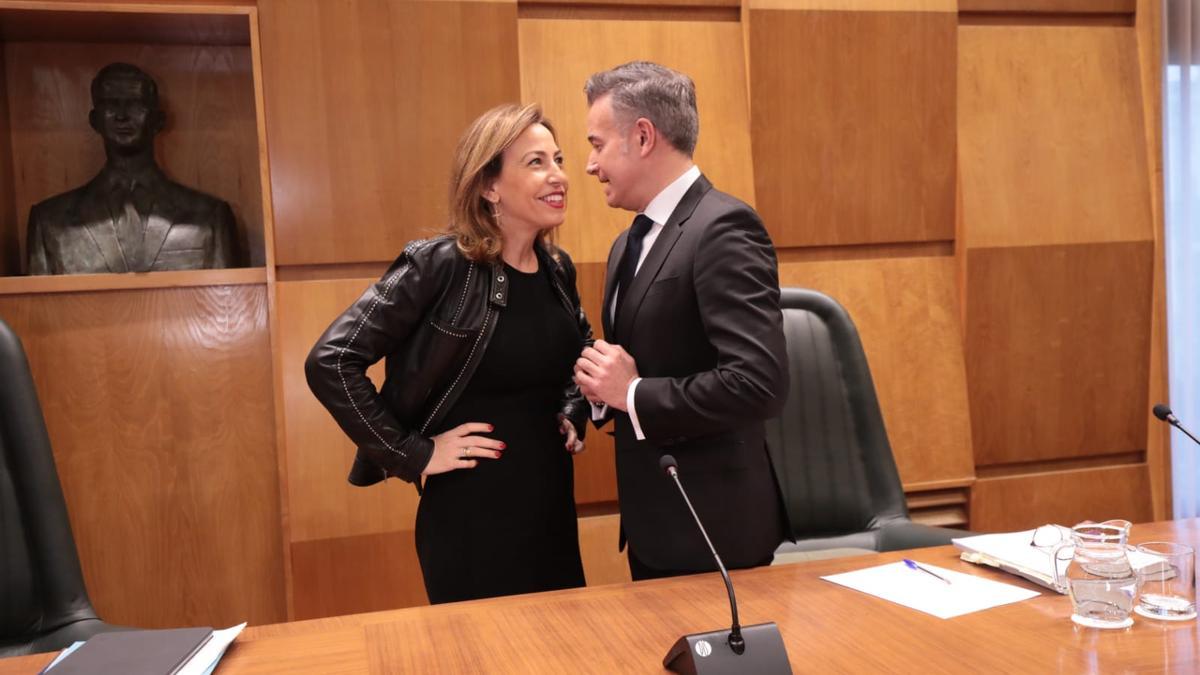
left=593, top=165, right=701, bottom=440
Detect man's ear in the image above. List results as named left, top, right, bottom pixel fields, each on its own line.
left=634, top=118, right=656, bottom=157
left=150, top=108, right=166, bottom=135
left=88, top=109, right=101, bottom=133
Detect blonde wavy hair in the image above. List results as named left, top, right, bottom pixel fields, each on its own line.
left=447, top=103, right=559, bottom=263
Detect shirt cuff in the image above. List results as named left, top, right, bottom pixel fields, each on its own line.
left=590, top=400, right=608, bottom=421
left=627, top=377, right=645, bottom=441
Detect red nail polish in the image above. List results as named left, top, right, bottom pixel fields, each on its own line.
left=499, top=443, right=507, bottom=449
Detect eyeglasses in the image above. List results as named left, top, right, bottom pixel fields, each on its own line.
left=1029, top=520, right=1134, bottom=555
left=1029, top=524, right=1073, bottom=553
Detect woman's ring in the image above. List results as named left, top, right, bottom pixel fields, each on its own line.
left=464, top=447, right=471, bottom=458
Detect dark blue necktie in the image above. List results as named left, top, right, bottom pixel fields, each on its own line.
left=612, top=214, right=654, bottom=343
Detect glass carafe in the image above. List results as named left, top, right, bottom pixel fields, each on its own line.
left=1051, top=523, right=1138, bottom=629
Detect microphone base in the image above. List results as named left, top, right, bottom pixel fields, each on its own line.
left=662, top=622, right=791, bottom=675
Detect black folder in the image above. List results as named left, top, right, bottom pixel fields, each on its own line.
left=49, top=626, right=213, bottom=675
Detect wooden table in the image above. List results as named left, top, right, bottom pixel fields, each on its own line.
left=6, top=520, right=1200, bottom=673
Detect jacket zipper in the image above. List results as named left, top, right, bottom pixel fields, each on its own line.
left=420, top=305, right=492, bottom=435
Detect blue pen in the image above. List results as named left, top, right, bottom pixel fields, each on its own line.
left=903, top=558, right=952, bottom=585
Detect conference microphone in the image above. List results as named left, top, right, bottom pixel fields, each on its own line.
left=1153, top=403, right=1200, bottom=447
left=658, top=454, right=791, bottom=675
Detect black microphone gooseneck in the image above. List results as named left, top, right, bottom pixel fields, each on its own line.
left=658, top=454, right=745, bottom=655
left=1153, top=403, right=1200, bottom=447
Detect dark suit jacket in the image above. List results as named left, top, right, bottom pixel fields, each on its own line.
left=600, top=174, right=789, bottom=571
left=26, top=170, right=236, bottom=275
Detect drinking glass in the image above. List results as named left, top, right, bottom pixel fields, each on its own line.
left=1135, top=542, right=1196, bottom=621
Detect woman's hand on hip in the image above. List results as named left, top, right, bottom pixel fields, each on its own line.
left=423, top=422, right=504, bottom=476
left=558, top=415, right=584, bottom=454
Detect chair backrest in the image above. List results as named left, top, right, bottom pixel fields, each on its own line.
left=765, top=288, right=909, bottom=540
left=0, top=317, right=97, bottom=642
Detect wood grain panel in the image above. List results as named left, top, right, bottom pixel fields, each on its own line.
left=17, top=522, right=1200, bottom=675
left=748, top=8, right=955, bottom=247
left=578, top=512, right=630, bottom=587
left=4, top=41, right=265, bottom=267
left=0, top=266, right=265, bottom=295
left=0, top=284, right=285, bottom=627
left=748, top=0, right=953, bottom=9
left=964, top=242, right=1153, bottom=467
left=0, top=44, right=16, bottom=277
left=291, top=531, right=428, bottom=620
left=778, top=256, right=975, bottom=488
left=276, top=278, right=415, bottom=543
left=0, top=6, right=251, bottom=45
left=970, top=464, right=1152, bottom=532
left=1137, top=0, right=1169, bottom=519
left=259, top=0, right=520, bottom=266
left=906, top=487, right=968, bottom=529
left=571, top=261, right=616, bottom=504
left=958, top=24, right=1151, bottom=248
left=523, top=0, right=739, bottom=7
left=520, top=17, right=755, bottom=265
left=959, top=0, right=1136, bottom=13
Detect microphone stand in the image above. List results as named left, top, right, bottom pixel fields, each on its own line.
left=659, top=455, right=792, bottom=675
left=664, top=464, right=745, bottom=654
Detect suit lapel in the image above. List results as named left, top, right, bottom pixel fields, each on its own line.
left=140, top=198, right=172, bottom=272
left=614, top=175, right=712, bottom=343
left=601, top=230, right=628, bottom=340
left=79, top=181, right=127, bottom=273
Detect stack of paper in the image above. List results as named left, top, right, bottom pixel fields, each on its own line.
left=952, top=529, right=1168, bottom=594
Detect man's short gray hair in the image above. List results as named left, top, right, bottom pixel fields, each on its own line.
left=584, top=61, right=699, bottom=156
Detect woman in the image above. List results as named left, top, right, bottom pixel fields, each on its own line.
left=305, top=104, right=590, bottom=604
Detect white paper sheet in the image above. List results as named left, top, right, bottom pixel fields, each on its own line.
left=821, top=561, right=1041, bottom=619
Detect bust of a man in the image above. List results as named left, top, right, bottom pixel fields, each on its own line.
left=26, top=63, right=237, bottom=275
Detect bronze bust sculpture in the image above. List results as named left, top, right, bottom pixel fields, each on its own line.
left=26, top=63, right=237, bottom=275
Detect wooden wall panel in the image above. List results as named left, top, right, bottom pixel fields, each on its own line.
left=578, top=513, right=630, bottom=587
left=0, top=284, right=285, bottom=627
left=291, top=531, right=427, bottom=620
left=745, top=1, right=954, bottom=9
left=276, top=278, right=415, bottom=544
left=259, top=0, right=520, bottom=266
left=3, top=41, right=265, bottom=268
left=747, top=5, right=955, bottom=248
left=0, top=6, right=252, bottom=45
left=958, top=25, right=1151, bottom=248
left=970, top=464, right=1153, bottom=532
left=1136, top=0, right=1169, bottom=519
left=959, top=0, right=1136, bottom=13
left=519, top=17, right=755, bottom=265
left=778, top=256, right=975, bottom=489
left=0, top=44, right=15, bottom=277
left=964, top=242, right=1153, bottom=467
left=571, top=262, right=617, bottom=504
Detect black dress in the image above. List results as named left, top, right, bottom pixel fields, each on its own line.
left=416, top=262, right=587, bottom=604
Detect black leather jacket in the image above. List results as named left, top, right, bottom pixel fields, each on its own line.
left=305, top=235, right=592, bottom=488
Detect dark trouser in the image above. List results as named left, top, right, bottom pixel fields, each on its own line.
left=627, top=548, right=776, bottom=581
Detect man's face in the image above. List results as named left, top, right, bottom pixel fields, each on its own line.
left=585, top=95, right=644, bottom=212
left=90, top=77, right=161, bottom=151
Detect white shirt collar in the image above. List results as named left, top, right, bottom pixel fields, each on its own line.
left=641, top=165, right=701, bottom=226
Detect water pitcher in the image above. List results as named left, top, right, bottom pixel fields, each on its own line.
left=1051, top=523, right=1138, bottom=629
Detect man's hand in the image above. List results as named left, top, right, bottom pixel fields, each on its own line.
left=574, top=340, right=639, bottom=411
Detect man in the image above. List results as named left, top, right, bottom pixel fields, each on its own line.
left=574, top=61, right=789, bottom=580
left=27, top=62, right=237, bottom=275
